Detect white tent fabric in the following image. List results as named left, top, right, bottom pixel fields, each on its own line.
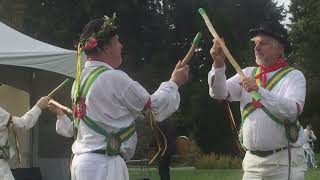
left=0, top=22, right=84, bottom=77
left=0, top=21, right=82, bottom=180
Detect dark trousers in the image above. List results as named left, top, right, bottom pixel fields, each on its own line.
left=158, top=154, right=172, bottom=180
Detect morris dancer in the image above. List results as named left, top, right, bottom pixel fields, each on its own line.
left=49, top=14, right=189, bottom=180
left=208, top=21, right=307, bottom=180
left=0, top=96, right=50, bottom=180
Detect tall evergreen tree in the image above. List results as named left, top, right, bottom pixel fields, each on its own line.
left=289, top=0, right=320, bottom=150
left=289, top=0, right=320, bottom=77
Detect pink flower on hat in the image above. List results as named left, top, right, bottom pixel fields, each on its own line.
left=83, top=37, right=98, bottom=50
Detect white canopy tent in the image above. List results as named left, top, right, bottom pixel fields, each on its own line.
left=0, top=21, right=78, bottom=77
left=0, top=21, right=85, bottom=180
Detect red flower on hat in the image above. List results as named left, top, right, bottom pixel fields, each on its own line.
left=83, top=37, right=98, bottom=50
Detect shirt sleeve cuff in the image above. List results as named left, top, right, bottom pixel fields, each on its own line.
left=57, top=114, right=72, bottom=122
left=166, top=80, right=179, bottom=90
left=32, top=105, right=42, bottom=116
left=212, top=63, right=226, bottom=71
left=209, top=64, right=226, bottom=77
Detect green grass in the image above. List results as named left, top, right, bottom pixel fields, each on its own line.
left=306, top=168, right=320, bottom=180
left=129, top=167, right=320, bottom=180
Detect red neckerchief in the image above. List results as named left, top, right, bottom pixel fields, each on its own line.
left=251, top=58, right=288, bottom=108
left=255, top=58, right=288, bottom=87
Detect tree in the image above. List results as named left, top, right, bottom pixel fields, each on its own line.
left=289, top=0, right=320, bottom=152
left=289, top=0, right=320, bottom=77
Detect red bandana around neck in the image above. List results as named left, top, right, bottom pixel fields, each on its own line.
left=255, top=58, right=288, bottom=87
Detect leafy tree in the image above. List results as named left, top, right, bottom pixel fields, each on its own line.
left=289, top=0, right=320, bottom=77
left=289, top=0, right=320, bottom=152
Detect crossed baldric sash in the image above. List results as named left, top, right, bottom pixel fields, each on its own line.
left=1, top=115, right=21, bottom=163
left=239, top=66, right=301, bottom=147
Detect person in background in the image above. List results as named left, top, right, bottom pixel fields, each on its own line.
left=0, top=96, right=50, bottom=180
left=158, top=120, right=176, bottom=180
left=303, top=122, right=317, bottom=168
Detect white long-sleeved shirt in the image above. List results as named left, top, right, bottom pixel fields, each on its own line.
left=56, top=61, right=180, bottom=160
left=208, top=64, right=306, bottom=151
left=0, top=105, right=42, bottom=180
left=303, top=129, right=317, bottom=149
left=0, top=105, right=42, bottom=159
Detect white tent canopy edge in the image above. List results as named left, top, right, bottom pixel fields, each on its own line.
left=0, top=21, right=85, bottom=77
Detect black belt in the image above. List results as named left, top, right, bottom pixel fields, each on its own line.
left=90, top=149, right=124, bottom=158
left=91, top=149, right=107, bottom=155
left=250, top=147, right=288, bottom=157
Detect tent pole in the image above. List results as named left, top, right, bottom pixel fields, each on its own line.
left=29, top=71, right=37, bottom=168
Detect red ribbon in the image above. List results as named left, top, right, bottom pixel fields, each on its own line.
left=6, top=115, right=13, bottom=128
left=143, top=97, right=152, bottom=111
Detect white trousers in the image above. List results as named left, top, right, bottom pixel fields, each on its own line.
left=303, top=148, right=317, bottom=167
left=0, top=160, right=15, bottom=180
left=71, top=153, right=129, bottom=180
left=242, top=147, right=307, bottom=180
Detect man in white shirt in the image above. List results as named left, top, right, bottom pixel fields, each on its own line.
left=0, top=96, right=50, bottom=180
left=303, top=123, right=317, bottom=168
left=49, top=14, right=189, bottom=180
left=208, top=21, right=307, bottom=180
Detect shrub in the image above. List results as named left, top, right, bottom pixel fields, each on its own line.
left=194, top=153, right=242, bottom=169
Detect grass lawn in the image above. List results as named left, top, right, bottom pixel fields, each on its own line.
left=129, top=167, right=320, bottom=180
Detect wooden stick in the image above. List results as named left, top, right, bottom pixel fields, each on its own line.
left=48, top=79, right=70, bottom=98
left=198, top=8, right=261, bottom=100
left=198, top=8, right=245, bottom=78
left=181, top=32, right=202, bottom=66
left=49, top=99, right=73, bottom=115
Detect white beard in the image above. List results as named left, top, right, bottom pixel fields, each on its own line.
left=255, top=58, right=263, bottom=66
